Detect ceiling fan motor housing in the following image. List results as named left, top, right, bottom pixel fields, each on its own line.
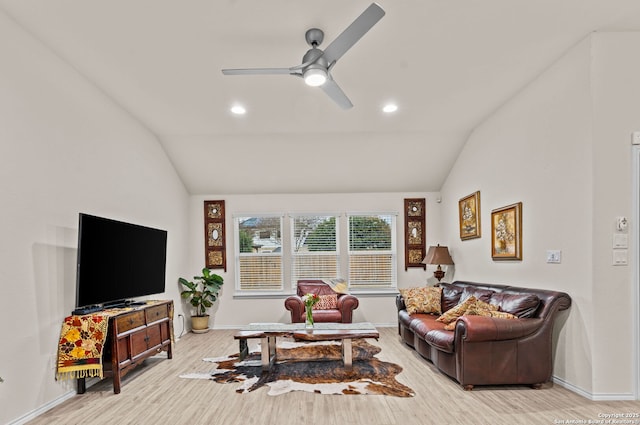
left=305, top=28, right=324, bottom=47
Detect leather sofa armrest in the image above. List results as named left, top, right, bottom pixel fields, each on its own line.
left=455, top=316, right=543, bottom=342
left=337, top=294, right=359, bottom=323
left=336, top=294, right=359, bottom=311
left=285, top=296, right=304, bottom=322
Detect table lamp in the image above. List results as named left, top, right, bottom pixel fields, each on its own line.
left=422, top=244, right=454, bottom=283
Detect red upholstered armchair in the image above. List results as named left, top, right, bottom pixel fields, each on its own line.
left=285, top=280, right=359, bottom=323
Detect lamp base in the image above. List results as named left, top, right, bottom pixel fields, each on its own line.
left=433, top=269, right=445, bottom=283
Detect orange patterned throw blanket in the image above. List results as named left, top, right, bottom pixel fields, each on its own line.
left=56, top=313, right=111, bottom=381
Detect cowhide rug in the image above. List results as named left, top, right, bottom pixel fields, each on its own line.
left=180, top=339, right=414, bottom=397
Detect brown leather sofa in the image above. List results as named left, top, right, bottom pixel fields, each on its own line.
left=285, top=280, right=359, bottom=323
left=396, top=280, right=571, bottom=390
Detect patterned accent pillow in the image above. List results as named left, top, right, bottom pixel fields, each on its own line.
left=401, top=286, right=442, bottom=315
left=465, top=299, right=499, bottom=315
left=313, top=294, right=338, bottom=310
left=443, top=304, right=517, bottom=331
left=488, top=310, right=517, bottom=319
left=444, top=321, right=457, bottom=331
left=436, top=296, right=477, bottom=324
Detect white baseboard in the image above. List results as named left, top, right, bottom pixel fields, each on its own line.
left=552, top=375, right=636, bottom=401
left=8, top=389, right=76, bottom=425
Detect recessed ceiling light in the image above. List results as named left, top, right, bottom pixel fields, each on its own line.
left=231, top=105, right=246, bottom=115
left=382, top=103, right=398, bottom=113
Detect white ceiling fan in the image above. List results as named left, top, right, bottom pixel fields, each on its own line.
left=221, top=3, right=385, bottom=109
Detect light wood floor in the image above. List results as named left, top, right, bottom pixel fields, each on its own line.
left=28, top=327, right=640, bottom=425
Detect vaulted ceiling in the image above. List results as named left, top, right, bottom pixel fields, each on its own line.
left=2, top=1, right=640, bottom=194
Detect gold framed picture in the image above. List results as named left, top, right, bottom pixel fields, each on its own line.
left=458, top=191, right=481, bottom=240
left=491, top=202, right=522, bottom=261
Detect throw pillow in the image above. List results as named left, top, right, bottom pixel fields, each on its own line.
left=442, top=303, right=517, bottom=331
left=313, top=294, right=338, bottom=310
left=465, top=299, right=499, bottom=315
left=488, top=310, right=517, bottom=320
left=444, top=321, right=457, bottom=331
left=436, top=296, right=477, bottom=324
left=401, top=286, right=442, bottom=315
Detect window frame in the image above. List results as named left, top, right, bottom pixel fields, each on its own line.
left=289, top=213, right=341, bottom=288
left=232, top=211, right=399, bottom=297
left=347, top=212, right=398, bottom=292
left=233, top=213, right=284, bottom=295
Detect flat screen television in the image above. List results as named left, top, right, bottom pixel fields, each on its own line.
left=75, top=213, right=168, bottom=309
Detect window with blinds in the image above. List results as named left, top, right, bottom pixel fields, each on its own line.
left=290, top=215, right=340, bottom=284
left=235, top=215, right=283, bottom=291
left=348, top=214, right=397, bottom=288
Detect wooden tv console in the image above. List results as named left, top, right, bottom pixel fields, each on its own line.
left=77, top=300, right=173, bottom=394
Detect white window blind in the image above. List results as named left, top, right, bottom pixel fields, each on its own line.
left=348, top=213, right=396, bottom=288
left=290, top=215, right=340, bottom=284
left=235, top=215, right=283, bottom=291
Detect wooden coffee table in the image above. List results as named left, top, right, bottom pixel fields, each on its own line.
left=233, top=322, right=379, bottom=371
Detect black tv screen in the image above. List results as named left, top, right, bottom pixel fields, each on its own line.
left=76, top=213, right=167, bottom=308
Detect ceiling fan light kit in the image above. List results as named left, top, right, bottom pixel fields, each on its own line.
left=303, top=66, right=327, bottom=87
left=221, top=3, right=385, bottom=109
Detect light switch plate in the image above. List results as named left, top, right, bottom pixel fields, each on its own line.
left=546, top=250, right=561, bottom=264
left=613, top=233, right=628, bottom=248
left=613, top=250, right=628, bottom=266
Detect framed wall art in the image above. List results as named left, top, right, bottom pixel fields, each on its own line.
left=404, top=198, right=426, bottom=270
left=459, top=191, right=481, bottom=240
left=491, top=202, right=522, bottom=261
left=204, top=200, right=226, bottom=271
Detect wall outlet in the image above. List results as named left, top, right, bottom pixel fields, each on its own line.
left=546, top=250, right=561, bottom=264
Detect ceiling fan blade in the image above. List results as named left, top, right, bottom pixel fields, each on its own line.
left=320, top=77, right=353, bottom=110
left=322, top=3, right=385, bottom=65
left=222, top=68, right=299, bottom=76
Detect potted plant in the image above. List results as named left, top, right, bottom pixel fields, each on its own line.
left=179, top=268, right=224, bottom=333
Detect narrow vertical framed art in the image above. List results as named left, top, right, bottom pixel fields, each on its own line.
left=404, top=198, right=426, bottom=270
left=459, top=191, right=481, bottom=240
left=491, top=202, right=522, bottom=261
left=204, top=200, right=226, bottom=271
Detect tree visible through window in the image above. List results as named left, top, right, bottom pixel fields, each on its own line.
left=235, top=215, right=283, bottom=291
left=348, top=214, right=396, bottom=288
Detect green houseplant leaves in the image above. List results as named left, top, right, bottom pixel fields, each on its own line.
left=179, top=268, right=224, bottom=317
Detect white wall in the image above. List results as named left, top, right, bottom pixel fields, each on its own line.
left=440, top=33, right=640, bottom=399
left=0, top=11, right=190, bottom=424
left=590, top=33, right=640, bottom=396
left=185, top=192, right=442, bottom=328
